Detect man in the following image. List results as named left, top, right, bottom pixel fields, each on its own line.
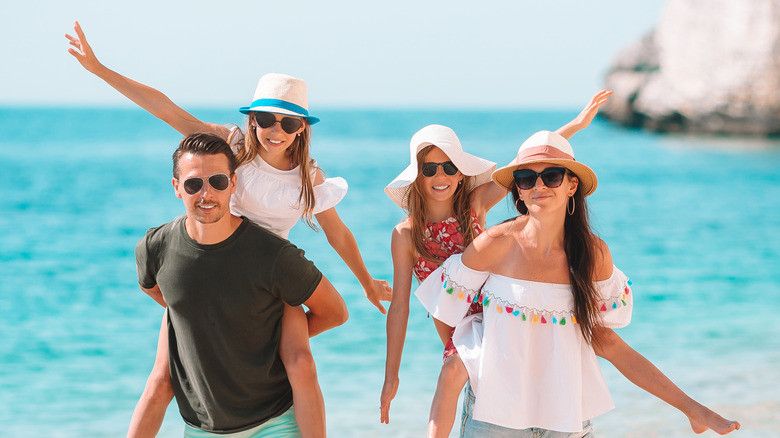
left=135, top=132, right=347, bottom=436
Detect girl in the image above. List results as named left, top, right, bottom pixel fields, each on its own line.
left=66, top=21, right=390, bottom=438
left=416, top=131, right=741, bottom=436
left=379, top=92, right=609, bottom=436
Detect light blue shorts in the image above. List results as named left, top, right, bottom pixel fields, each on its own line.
left=460, top=383, right=594, bottom=438
left=183, top=406, right=301, bottom=438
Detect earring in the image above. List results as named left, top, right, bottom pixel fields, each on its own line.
left=567, top=196, right=576, bottom=215
left=458, top=180, right=463, bottom=186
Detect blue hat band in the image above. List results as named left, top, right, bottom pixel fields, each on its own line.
left=246, top=99, right=309, bottom=116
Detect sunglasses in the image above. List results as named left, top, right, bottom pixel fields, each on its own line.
left=180, top=173, right=231, bottom=195
left=253, top=112, right=304, bottom=134
left=512, top=167, right=567, bottom=190
left=421, top=161, right=459, bottom=177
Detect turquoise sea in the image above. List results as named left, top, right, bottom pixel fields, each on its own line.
left=1, top=107, right=779, bottom=437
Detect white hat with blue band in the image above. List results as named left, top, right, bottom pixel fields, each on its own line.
left=239, top=73, right=320, bottom=124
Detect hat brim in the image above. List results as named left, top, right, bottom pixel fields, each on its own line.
left=238, top=106, right=320, bottom=124
left=492, top=159, right=598, bottom=197
left=385, top=155, right=496, bottom=210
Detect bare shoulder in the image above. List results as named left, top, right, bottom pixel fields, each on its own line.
left=592, top=236, right=615, bottom=281
left=463, top=219, right=516, bottom=271
left=390, top=219, right=415, bottom=261
left=313, top=166, right=325, bottom=186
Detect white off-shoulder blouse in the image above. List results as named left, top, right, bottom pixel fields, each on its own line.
left=227, top=127, right=348, bottom=239
left=415, top=254, right=633, bottom=433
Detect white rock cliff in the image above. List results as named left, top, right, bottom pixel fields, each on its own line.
left=601, top=0, right=780, bottom=136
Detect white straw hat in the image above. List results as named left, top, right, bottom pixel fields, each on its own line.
left=385, top=124, right=496, bottom=209
left=239, top=73, right=320, bottom=124
left=492, top=130, right=598, bottom=197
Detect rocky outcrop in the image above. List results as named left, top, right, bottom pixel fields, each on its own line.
left=600, top=0, right=780, bottom=136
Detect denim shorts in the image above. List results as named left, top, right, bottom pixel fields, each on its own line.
left=183, top=406, right=301, bottom=438
left=460, top=383, right=594, bottom=438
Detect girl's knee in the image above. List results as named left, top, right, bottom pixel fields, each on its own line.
left=440, top=355, right=468, bottom=384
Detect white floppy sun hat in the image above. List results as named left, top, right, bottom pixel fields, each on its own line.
left=239, top=73, right=320, bottom=124
left=385, top=124, right=496, bottom=209
left=492, top=130, right=598, bottom=197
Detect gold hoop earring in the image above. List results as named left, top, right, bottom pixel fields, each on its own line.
left=567, top=196, right=576, bottom=215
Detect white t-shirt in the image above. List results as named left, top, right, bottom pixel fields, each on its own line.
left=227, top=127, right=347, bottom=238
left=415, top=254, right=633, bottom=433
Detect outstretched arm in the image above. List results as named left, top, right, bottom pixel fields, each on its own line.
left=65, top=21, right=229, bottom=139
left=554, top=89, right=612, bottom=140
left=594, top=327, right=740, bottom=435
left=315, top=206, right=392, bottom=314
left=469, top=90, right=613, bottom=218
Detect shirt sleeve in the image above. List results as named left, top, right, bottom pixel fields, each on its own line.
left=271, top=244, right=323, bottom=307
left=414, top=254, right=490, bottom=327
left=135, top=232, right=157, bottom=289
left=595, top=265, right=633, bottom=328
left=312, top=176, right=348, bottom=214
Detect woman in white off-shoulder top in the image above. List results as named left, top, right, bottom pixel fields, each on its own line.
left=416, top=131, right=740, bottom=437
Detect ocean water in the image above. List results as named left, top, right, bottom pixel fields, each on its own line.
left=1, top=107, right=778, bottom=437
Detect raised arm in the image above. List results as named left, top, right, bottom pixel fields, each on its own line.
left=380, top=223, right=416, bottom=424
left=65, top=21, right=230, bottom=139
left=554, top=89, right=612, bottom=140
left=469, top=90, right=613, bottom=219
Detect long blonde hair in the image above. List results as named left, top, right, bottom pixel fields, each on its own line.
left=405, top=145, right=477, bottom=263
left=233, top=118, right=319, bottom=230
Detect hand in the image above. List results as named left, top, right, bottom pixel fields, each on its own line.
left=572, top=89, right=613, bottom=130
left=380, top=376, right=399, bottom=424
left=364, top=278, right=392, bottom=314
left=65, top=20, right=102, bottom=74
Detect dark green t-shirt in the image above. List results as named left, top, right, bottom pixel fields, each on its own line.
left=135, top=216, right=322, bottom=433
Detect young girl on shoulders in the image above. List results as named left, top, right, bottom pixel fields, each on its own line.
left=66, top=21, right=390, bottom=438
left=379, top=91, right=610, bottom=436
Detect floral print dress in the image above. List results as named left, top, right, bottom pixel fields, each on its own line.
left=412, top=210, right=483, bottom=359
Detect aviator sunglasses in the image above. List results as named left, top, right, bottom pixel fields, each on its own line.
left=180, top=173, right=231, bottom=195
left=512, top=167, right=567, bottom=190
left=421, top=161, right=459, bottom=177
left=253, top=112, right=304, bottom=134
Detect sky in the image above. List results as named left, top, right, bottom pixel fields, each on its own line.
left=3, top=0, right=666, bottom=109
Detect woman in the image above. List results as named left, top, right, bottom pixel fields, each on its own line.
left=381, top=90, right=611, bottom=436
left=416, top=131, right=741, bottom=436
left=66, top=21, right=390, bottom=438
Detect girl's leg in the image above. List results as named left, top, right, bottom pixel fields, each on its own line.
left=428, top=353, right=469, bottom=438
left=279, top=304, right=326, bottom=438
left=127, top=310, right=175, bottom=438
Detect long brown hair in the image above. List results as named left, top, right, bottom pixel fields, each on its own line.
left=233, top=117, right=319, bottom=230
left=405, top=146, right=477, bottom=263
left=511, top=171, right=603, bottom=345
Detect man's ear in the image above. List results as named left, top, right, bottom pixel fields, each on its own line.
left=172, top=177, right=183, bottom=199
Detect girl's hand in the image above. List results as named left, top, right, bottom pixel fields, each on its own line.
left=572, top=89, right=613, bottom=130
left=365, top=278, right=392, bottom=314
left=380, top=376, right=399, bottom=424
left=65, top=21, right=102, bottom=74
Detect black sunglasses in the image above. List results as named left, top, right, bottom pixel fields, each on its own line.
left=512, top=167, right=567, bottom=190
left=421, top=161, right=459, bottom=177
left=180, top=173, right=231, bottom=195
left=253, top=112, right=304, bottom=134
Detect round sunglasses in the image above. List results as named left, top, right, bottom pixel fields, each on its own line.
left=180, top=173, right=231, bottom=195
left=512, top=167, right=567, bottom=190
left=253, top=112, right=304, bottom=134
left=421, top=161, right=459, bottom=177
